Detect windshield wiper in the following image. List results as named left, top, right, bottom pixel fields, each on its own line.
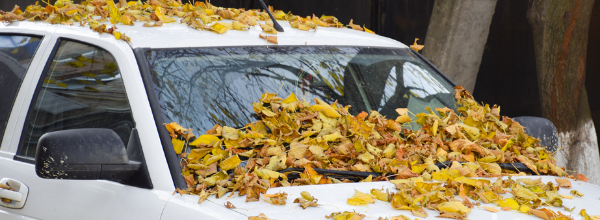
left=277, top=167, right=381, bottom=182
left=258, top=0, right=284, bottom=32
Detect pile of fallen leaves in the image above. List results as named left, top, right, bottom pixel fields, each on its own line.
left=165, top=86, right=595, bottom=219
left=0, top=0, right=374, bottom=45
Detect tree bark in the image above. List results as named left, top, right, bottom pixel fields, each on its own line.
left=527, top=0, right=600, bottom=184
left=422, top=0, right=497, bottom=93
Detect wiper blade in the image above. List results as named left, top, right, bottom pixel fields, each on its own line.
left=435, top=161, right=534, bottom=173
left=278, top=167, right=381, bottom=182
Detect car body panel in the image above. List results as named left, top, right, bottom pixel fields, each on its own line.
left=197, top=176, right=598, bottom=220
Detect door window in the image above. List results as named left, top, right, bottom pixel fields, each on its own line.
left=0, top=34, right=42, bottom=143
left=17, top=39, right=134, bottom=159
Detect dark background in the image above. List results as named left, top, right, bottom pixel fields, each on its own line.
left=2, top=0, right=599, bottom=139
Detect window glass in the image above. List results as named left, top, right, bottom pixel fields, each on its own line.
left=18, top=39, right=133, bottom=158
left=0, top=35, right=42, bottom=143
left=146, top=47, right=456, bottom=134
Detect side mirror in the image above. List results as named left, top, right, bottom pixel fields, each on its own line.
left=512, top=116, right=558, bottom=152
left=35, top=128, right=152, bottom=188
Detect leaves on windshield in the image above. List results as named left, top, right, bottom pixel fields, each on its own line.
left=3, top=0, right=375, bottom=45
left=164, top=86, right=597, bottom=219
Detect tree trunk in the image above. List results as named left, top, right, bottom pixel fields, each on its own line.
left=422, top=0, right=497, bottom=93
left=527, top=0, right=600, bottom=184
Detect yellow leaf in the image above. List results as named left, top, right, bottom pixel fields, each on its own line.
left=363, top=25, right=375, bottom=34
left=310, top=104, right=341, bottom=118
left=301, top=191, right=314, bottom=201
left=395, top=115, right=411, bottom=123
left=513, top=184, right=539, bottom=201
left=560, top=194, right=574, bottom=199
left=431, top=119, right=439, bottom=136
left=282, top=92, right=299, bottom=104
left=154, top=7, right=176, bottom=23
left=201, top=171, right=228, bottom=186
left=190, top=135, right=220, bottom=146
left=479, top=162, right=501, bottom=175
left=232, top=21, right=249, bottom=30
left=107, top=0, right=121, bottom=24
left=347, top=190, right=375, bottom=206
left=438, top=201, right=471, bottom=215
left=209, top=22, right=232, bottom=34
left=222, top=126, right=239, bottom=140
left=496, top=198, right=519, bottom=210
left=255, top=168, right=286, bottom=180
left=113, top=31, right=122, bottom=40
left=172, top=138, right=185, bottom=154
left=219, top=155, right=241, bottom=171
left=260, top=23, right=277, bottom=34
left=288, top=142, right=308, bottom=159
left=370, top=188, right=389, bottom=202
left=188, top=148, right=211, bottom=161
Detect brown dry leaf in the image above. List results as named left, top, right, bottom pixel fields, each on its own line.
left=248, top=213, right=271, bottom=220
left=259, top=34, right=278, bottom=44
left=530, top=209, right=550, bottom=220
left=410, top=38, right=424, bottom=52
left=347, top=19, right=363, bottom=31
left=293, top=197, right=319, bottom=209
left=224, top=201, right=236, bottom=209
left=262, top=191, right=288, bottom=205
left=326, top=211, right=366, bottom=220
left=577, top=174, right=590, bottom=182
left=555, top=178, right=572, bottom=188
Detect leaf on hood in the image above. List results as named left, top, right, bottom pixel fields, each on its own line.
left=259, top=34, right=278, bottom=44
left=483, top=206, right=499, bottom=213
left=326, top=211, right=366, bottom=220
left=347, top=189, right=375, bottom=206
left=555, top=178, right=571, bottom=188
left=370, top=188, right=390, bottom=202
left=347, top=19, right=363, bottom=31
left=263, top=191, right=287, bottom=205
left=437, top=201, right=470, bottom=219
left=248, top=213, right=271, bottom=220
left=224, top=201, right=236, bottom=209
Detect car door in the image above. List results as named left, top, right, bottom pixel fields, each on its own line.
left=0, top=29, right=171, bottom=220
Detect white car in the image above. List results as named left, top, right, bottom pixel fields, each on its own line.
left=1, top=14, right=598, bottom=220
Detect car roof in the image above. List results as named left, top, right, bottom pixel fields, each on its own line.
left=2, top=19, right=408, bottom=49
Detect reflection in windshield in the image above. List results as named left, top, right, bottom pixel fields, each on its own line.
left=146, top=47, right=456, bottom=134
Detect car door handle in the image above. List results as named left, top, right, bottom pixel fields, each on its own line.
left=0, top=187, right=22, bottom=202
left=0, top=178, right=29, bottom=209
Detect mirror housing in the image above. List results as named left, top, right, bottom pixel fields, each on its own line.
left=512, top=116, right=558, bottom=152
left=35, top=128, right=152, bottom=188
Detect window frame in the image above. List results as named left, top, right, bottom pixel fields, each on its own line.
left=15, top=37, right=136, bottom=163
left=0, top=33, right=44, bottom=145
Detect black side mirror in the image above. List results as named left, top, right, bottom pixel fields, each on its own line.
left=35, top=128, right=152, bottom=188
left=512, top=116, right=558, bottom=152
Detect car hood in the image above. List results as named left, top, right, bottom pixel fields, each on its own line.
left=163, top=176, right=600, bottom=220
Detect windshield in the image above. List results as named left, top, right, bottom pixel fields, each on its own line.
left=145, top=46, right=456, bottom=134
